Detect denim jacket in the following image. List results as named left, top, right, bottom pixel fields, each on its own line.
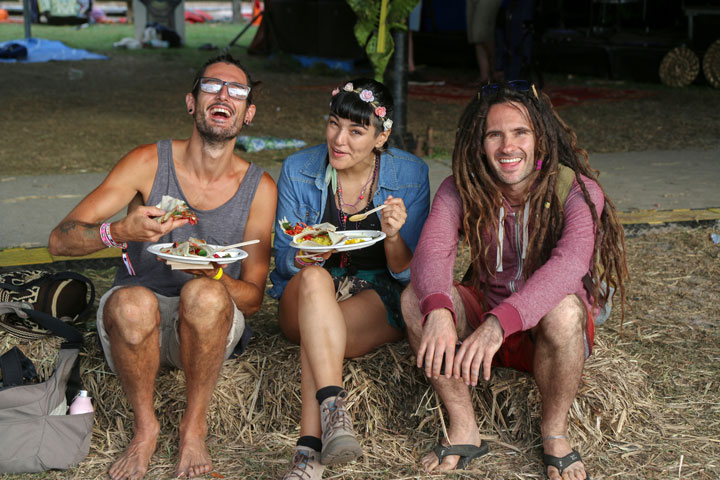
left=269, top=144, right=430, bottom=299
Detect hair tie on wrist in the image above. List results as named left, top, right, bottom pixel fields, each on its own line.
left=212, top=267, right=224, bottom=280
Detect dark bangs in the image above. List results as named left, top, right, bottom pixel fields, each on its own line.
left=329, top=92, right=382, bottom=131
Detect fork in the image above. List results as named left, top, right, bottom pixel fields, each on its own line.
left=216, top=239, right=260, bottom=251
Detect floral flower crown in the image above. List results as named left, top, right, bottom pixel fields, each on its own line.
left=331, top=82, right=393, bottom=132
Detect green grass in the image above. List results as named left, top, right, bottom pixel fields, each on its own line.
left=0, top=22, right=257, bottom=53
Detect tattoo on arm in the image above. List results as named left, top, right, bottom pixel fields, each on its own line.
left=83, top=224, right=98, bottom=239
left=58, top=220, right=77, bottom=234
left=58, top=220, right=99, bottom=239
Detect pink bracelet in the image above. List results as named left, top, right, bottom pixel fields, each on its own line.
left=100, top=222, right=127, bottom=249
left=100, top=222, right=136, bottom=276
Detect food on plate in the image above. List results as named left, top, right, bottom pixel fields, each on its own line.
left=344, top=238, right=367, bottom=245
left=301, top=231, right=333, bottom=246
left=278, top=217, right=308, bottom=236
left=277, top=218, right=346, bottom=247
left=159, top=237, right=231, bottom=259
left=293, top=223, right=346, bottom=247
left=154, top=195, right=198, bottom=225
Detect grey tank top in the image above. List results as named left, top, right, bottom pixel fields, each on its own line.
left=113, top=139, right=264, bottom=296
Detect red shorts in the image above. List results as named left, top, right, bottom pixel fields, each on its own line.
left=455, top=283, right=595, bottom=374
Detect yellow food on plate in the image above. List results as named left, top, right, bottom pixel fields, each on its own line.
left=344, top=238, right=367, bottom=245
left=307, top=233, right=332, bottom=246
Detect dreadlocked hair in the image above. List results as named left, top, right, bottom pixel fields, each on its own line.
left=452, top=83, right=629, bottom=327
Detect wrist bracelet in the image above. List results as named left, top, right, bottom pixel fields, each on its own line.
left=212, top=267, right=224, bottom=280
left=100, top=222, right=127, bottom=249
left=100, top=222, right=135, bottom=276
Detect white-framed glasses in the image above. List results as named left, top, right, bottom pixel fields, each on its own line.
left=195, top=77, right=251, bottom=100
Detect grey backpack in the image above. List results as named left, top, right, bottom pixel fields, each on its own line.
left=0, top=302, right=94, bottom=473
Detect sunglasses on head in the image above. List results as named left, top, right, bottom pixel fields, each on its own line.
left=478, top=80, right=538, bottom=100
left=195, top=77, right=251, bottom=100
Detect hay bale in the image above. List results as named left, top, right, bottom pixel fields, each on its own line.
left=659, top=46, right=699, bottom=87
left=0, top=320, right=659, bottom=478
left=2, top=228, right=719, bottom=478
left=702, top=39, right=720, bottom=89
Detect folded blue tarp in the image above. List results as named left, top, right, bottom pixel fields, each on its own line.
left=0, top=38, right=108, bottom=63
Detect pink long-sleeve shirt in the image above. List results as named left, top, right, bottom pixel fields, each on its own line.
left=411, top=175, right=604, bottom=339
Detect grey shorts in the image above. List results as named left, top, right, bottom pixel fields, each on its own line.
left=97, top=286, right=245, bottom=373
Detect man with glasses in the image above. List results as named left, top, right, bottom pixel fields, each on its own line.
left=400, top=81, right=628, bottom=479
left=49, top=54, right=277, bottom=480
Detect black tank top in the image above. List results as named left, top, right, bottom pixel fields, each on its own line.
left=322, top=184, right=386, bottom=272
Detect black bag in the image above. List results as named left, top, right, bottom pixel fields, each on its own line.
left=0, top=303, right=94, bottom=473
left=0, top=43, right=28, bottom=60
left=0, top=270, right=95, bottom=340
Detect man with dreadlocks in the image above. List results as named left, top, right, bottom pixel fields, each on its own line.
left=400, top=80, right=628, bottom=479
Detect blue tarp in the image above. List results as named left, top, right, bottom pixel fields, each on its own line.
left=0, top=38, right=108, bottom=63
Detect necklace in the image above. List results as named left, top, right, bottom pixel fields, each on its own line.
left=337, top=156, right=378, bottom=210
left=335, top=155, right=380, bottom=268
left=336, top=154, right=380, bottom=228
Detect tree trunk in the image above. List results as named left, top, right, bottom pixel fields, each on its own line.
left=232, top=0, right=243, bottom=23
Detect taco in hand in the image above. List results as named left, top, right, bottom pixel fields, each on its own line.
left=154, top=195, right=198, bottom=225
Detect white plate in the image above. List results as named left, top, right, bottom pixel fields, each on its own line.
left=147, top=243, right=249, bottom=265
left=289, top=230, right=386, bottom=252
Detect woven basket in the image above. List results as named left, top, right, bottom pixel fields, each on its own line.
left=659, top=46, right=699, bottom=87
left=702, top=39, right=720, bottom=89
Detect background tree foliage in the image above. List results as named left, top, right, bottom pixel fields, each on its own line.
left=346, top=0, right=420, bottom=82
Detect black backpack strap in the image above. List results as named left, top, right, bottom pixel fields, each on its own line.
left=20, top=308, right=84, bottom=401
left=19, top=307, right=84, bottom=349
left=11, top=305, right=84, bottom=402
left=0, top=346, right=38, bottom=387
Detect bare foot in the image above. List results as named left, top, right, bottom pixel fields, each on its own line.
left=543, top=437, right=588, bottom=480
left=419, top=426, right=482, bottom=472
left=108, top=423, right=160, bottom=480
left=174, top=433, right=212, bottom=478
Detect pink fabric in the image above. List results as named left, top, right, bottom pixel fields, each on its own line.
left=412, top=175, right=604, bottom=338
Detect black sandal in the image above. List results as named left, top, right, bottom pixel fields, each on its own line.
left=432, top=441, right=489, bottom=470
left=542, top=449, right=592, bottom=480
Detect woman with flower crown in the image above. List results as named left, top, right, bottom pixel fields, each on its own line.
left=269, top=78, right=430, bottom=478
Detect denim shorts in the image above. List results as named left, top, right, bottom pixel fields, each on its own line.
left=329, top=267, right=405, bottom=330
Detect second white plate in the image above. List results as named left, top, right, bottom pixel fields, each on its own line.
left=289, top=230, right=386, bottom=252
left=147, top=243, right=249, bottom=265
